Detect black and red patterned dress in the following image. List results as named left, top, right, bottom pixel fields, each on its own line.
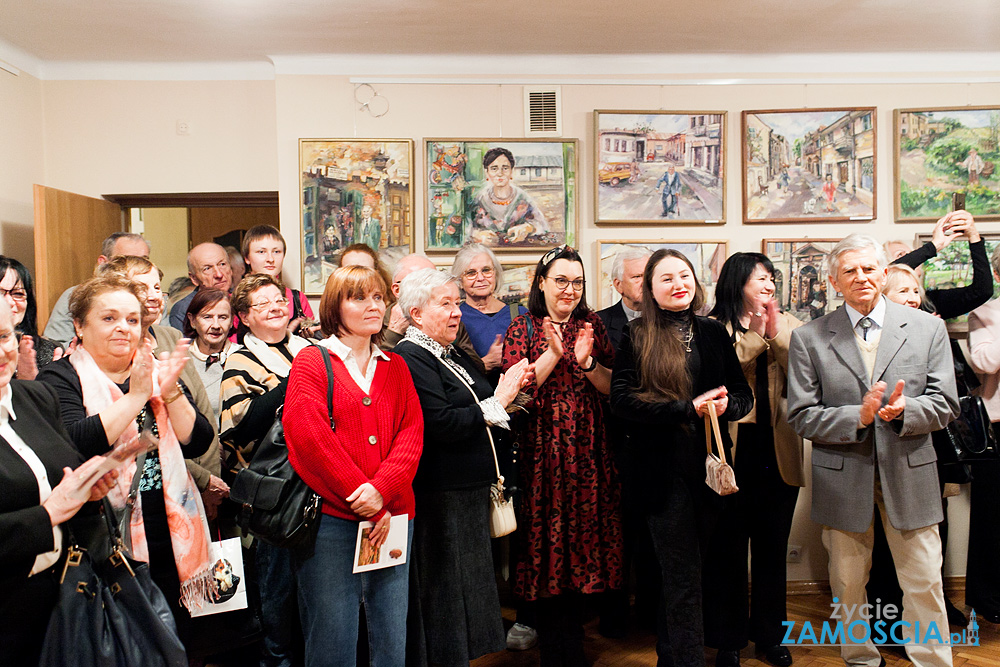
left=501, top=311, right=623, bottom=601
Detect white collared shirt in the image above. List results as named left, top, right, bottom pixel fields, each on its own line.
left=0, top=385, right=62, bottom=575
left=319, top=335, right=389, bottom=394
left=845, top=296, right=887, bottom=340
left=621, top=301, right=641, bottom=322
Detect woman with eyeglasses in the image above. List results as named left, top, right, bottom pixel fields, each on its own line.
left=220, top=273, right=312, bottom=666
left=0, top=256, right=63, bottom=379
left=501, top=245, right=622, bottom=666
left=452, top=243, right=527, bottom=379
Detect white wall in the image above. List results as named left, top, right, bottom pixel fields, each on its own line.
left=0, top=69, right=44, bottom=271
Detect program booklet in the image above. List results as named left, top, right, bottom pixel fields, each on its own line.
left=352, top=513, right=408, bottom=573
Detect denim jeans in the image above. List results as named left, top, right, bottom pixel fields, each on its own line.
left=257, top=541, right=299, bottom=667
left=295, top=514, right=413, bottom=667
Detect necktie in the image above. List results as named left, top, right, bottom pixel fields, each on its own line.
left=206, top=353, right=221, bottom=369
left=858, top=317, right=872, bottom=341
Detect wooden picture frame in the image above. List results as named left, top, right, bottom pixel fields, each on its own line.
left=593, top=110, right=726, bottom=225
left=761, top=239, right=844, bottom=322
left=894, top=106, right=1000, bottom=222
left=431, top=256, right=539, bottom=308
left=423, top=138, right=578, bottom=253
left=299, top=138, right=414, bottom=296
left=595, top=240, right=728, bottom=310
left=742, top=108, right=876, bottom=224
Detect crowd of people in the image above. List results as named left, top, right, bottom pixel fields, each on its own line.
left=1, top=213, right=998, bottom=667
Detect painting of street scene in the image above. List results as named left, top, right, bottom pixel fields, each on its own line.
left=424, top=139, right=577, bottom=252
left=762, top=239, right=844, bottom=323
left=594, top=111, right=726, bottom=224
left=743, top=109, right=876, bottom=223
left=299, top=139, right=413, bottom=295
left=597, top=241, right=727, bottom=310
left=896, top=107, right=1000, bottom=221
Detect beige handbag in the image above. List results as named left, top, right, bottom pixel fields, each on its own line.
left=436, top=357, right=517, bottom=537
left=704, top=399, right=739, bottom=496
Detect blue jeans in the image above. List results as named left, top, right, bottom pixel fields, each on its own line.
left=294, top=514, right=413, bottom=667
left=257, top=541, right=299, bottom=667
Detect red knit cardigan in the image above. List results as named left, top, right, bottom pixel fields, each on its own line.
left=283, top=345, right=424, bottom=522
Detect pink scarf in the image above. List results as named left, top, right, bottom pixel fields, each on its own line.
left=70, top=345, right=215, bottom=611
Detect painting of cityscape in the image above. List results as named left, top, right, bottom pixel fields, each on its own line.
left=593, top=110, right=726, bottom=224
left=895, top=106, right=1000, bottom=222
left=743, top=108, right=877, bottom=223
left=762, top=239, right=844, bottom=322
left=299, top=139, right=414, bottom=295
left=596, top=241, right=727, bottom=310
left=424, top=139, right=577, bottom=252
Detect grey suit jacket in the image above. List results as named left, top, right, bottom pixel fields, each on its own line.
left=787, top=299, right=959, bottom=532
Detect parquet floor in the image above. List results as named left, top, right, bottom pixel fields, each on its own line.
left=471, top=590, right=999, bottom=667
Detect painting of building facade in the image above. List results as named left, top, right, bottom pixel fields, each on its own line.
left=596, top=241, right=727, bottom=310
left=299, top=139, right=413, bottom=295
left=762, top=239, right=844, bottom=322
left=743, top=109, right=876, bottom=223
left=424, top=139, right=577, bottom=252
left=895, top=106, right=1000, bottom=221
left=594, top=110, right=726, bottom=224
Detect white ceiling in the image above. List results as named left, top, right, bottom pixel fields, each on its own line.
left=1, top=0, right=999, bottom=69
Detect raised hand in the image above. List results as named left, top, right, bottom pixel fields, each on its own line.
left=878, top=379, right=906, bottom=422
left=574, top=322, right=595, bottom=368
left=128, top=338, right=155, bottom=403
left=157, top=338, right=191, bottom=397
left=482, top=334, right=504, bottom=371
left=860, top=381, right=887, bottom=426
left=495, top=358, right=531, bottom=407
left=16, top=335, right=37, bottom=380
left=541, top=317, right=564, bottom=358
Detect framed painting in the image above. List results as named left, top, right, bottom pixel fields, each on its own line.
left=423, top=138, right=578, bottom=252
left=742, top=108, right=876, bottom=224
left=432, top=257, right=538, bottom=308
left=914, top=232, right=1000, bottom=333
left=595, top=240, right=728, bottom=311
left=762, top=239, right=844, bottom=323
left=895, top=106, right=1000, bottom=222
left=593, top=110, right=726, bottom=225
left=299, top=139, right=414, bottom=296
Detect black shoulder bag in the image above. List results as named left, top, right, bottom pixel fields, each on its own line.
left=229, top=347, right=333, bottom=550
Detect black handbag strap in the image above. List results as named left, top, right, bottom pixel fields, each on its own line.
left=317, top=345, right=336, bottom=430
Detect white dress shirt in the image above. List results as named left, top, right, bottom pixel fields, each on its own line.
left=319, top=335, right=389, bottom=394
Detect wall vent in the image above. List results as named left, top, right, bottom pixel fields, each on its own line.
left=524, top=86, right=561, bottom=137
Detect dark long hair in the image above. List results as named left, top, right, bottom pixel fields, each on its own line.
left=631, top=249, right=704, bottom=402
left=0, top=256, right=40, bottom=342
left=527, top=245, right=590, bottom=320
left=708, top=252, right=775, bottom=332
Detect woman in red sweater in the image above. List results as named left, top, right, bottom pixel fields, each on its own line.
left=283, top=265, right=423, bottom=667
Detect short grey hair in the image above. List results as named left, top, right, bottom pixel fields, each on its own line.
left=611, top=246, right=653, bottom=282
left=828, top=234, right=887, bottom=278
left=397, top=268, right=455, bottom=326
left=102, top=232, right=149, bottom=258
left=451, top=243, right=504, bottom=292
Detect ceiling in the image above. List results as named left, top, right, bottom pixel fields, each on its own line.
left=0, top=0, right=998, bottom=67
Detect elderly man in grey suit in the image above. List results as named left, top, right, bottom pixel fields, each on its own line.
left=787, top=234, right=959, bottom=667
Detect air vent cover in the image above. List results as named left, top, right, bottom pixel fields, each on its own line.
left=524, top=86, right=561, bottom=137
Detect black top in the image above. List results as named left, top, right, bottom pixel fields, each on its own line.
left=36, top=356, right=213, bottom=459
left=895, top=239, right=994, bottom=320
left=610, top=315, right=752, bottom=506
left=393, top=340, right=497, bottom=492
left=596, top=301, right=630, bottom=351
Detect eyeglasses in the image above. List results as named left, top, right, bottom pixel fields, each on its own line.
left=462, top=267, right=495, bottom=279
left=249, top=297, right=289, bottom=312
left=0, top=287, right=27, bottom=302
left=546, top=276, right=585, bottom=292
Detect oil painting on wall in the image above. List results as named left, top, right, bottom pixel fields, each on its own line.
left=762, top=239, right=844, bottom=322
left=915, top=232, right=1000, bottom=331
left=596, top=241, right=727, bottom=310
left=593, top=110, right=726, bottom=224
left=743, top=109, right=876, bottom=223
left=424, top=139, right=577, bottom=252
left=434, top=259, right=538, bottom=307
left=299, top=139, right=414, bottom=295
left=895, top=106, right=1000, bottom=221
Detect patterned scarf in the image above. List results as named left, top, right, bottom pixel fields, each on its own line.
left=69, top=345, right=215, bottom=611
left=242, top=332, right=310, bottom=378
left=403, top=326, right=474, bottom=386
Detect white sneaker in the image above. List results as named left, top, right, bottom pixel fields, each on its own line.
left=506, top=623, right=539, bottom=651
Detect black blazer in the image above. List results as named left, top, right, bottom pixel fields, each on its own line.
left=610, top=316, right=752, bottom=506
left=0, top=380, right=84, bottom=598
left=392, top=341, right=497, bottom=493
left=597, top=301, right=630, bottom=351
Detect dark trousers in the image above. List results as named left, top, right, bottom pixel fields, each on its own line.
left=967, top=457, right=1000, bottom=614
left=647, top=477, right=720, bottom=667
left=0, top=564, right=60, bottom=666
left=703, top=424, right=800, bottom=650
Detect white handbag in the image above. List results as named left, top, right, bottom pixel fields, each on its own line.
left=436, top=357, right=517, bottom=537
left=704, top=399, right=739, bottom=496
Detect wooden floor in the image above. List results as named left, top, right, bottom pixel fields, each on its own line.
left=472, top=591, right=998, bottom=667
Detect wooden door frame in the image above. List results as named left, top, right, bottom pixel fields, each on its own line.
left=102, top=191, right=278, bottom=208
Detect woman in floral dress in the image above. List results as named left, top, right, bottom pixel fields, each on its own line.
left=501, top=245, right=623, bottom=667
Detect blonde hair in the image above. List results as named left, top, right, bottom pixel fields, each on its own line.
left=883, top=264, right=933, bottom=312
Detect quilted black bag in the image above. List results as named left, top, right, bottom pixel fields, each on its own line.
left=229, top=347, right=333, bottom=550
left=932, top=394, right=1000, bottom=464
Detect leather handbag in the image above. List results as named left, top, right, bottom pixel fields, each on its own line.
left=40, top=501, right=187, bottom=667
left=229, top=347, right=331, bottom=550
left=704, top=399, right=738, bottom=496
left=932, top=394, right=1000, bottom=464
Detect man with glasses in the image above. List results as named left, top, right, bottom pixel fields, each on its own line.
left=43, top=232, right=150, bottom=345
left=168, top=242, right=234, bottom=330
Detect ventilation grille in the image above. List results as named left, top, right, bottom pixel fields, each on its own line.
left=524, top=87, right=561, bottom=136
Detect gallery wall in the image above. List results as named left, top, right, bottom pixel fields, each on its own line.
left=0, top=69, right=44, bottom=271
